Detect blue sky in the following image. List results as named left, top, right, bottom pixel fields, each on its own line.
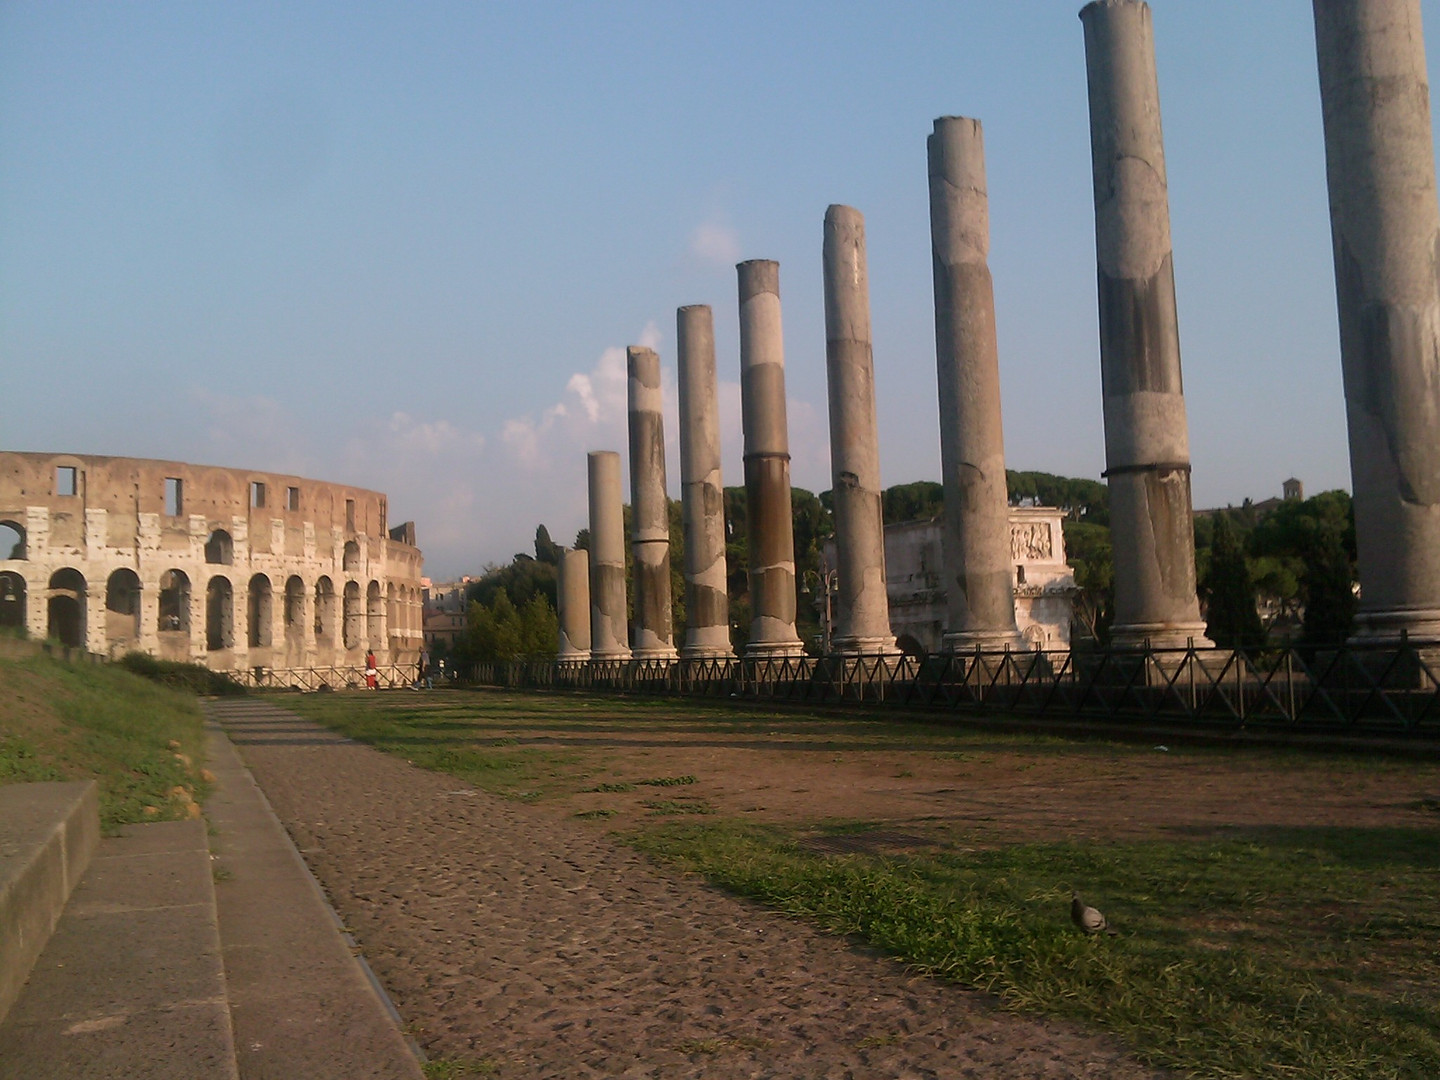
left=4, top=1, right=1436, bottom=577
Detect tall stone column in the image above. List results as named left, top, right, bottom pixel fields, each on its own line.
left=557, top=547, right=592, bottom=659
left=822, top=205, right=898, bottom=655
left=677, top=305, right=734, bottom=658
left=927, top=120, right=1024, bottom=651
left=737, top=259, right=807, bottom=658
left=1080, top=0, right=1210, bottom=649
left=1314, top=0, right=1440, bottom=645
left=587, top=450, right=631, bottom=660
left=626, top=346, right=677, bottom=659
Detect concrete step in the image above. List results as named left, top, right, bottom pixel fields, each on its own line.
left=0, top=818, right=239, bottom=1080
left=203, top=712, right=424, bottom=1080
left=0, top=780, right=100, bottom=1028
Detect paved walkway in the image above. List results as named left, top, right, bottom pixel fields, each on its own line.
left=208, top=698, right=1164, bottom=1080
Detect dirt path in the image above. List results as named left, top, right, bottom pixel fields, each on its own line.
left=207, top=698, right=1163, bottom=1079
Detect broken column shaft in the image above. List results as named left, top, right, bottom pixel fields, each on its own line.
left=626, top=346, right=677, bottom=659
left=1080, top=0, right=1210, bottom=649
left=586, top=450, right=631, bottom=660
left=927, top=118, right=1024, bottom=651
left=1314, top=0, right=1440, bottom=644
left=676, top=304, right=734, bottom=658
left=737, top=259, right=807, bottom=658
left=557, top=546, right=591, bottom=660
left=822, top=205, right=898, bottom=655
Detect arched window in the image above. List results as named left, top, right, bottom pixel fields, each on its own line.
left=386, top=582, right=397, bottom=634
left=206, top=577, right=234, bottom=651
left=159, top=570, right=191, bottom=633
left=342, top=540, right=361, bottom=572
left=313, top=576, right=336, bottom=644
left=47, top=568, right=86, bottom=648
left=0, top=520, right=26, bottom=561
left=204, top=530, right=234, bottom=565
left=106, top=568, right=142, bottom=644
left=367, top=581, right=383, bottom=646
left=248, top=574, right=272, bottom=648
left=0, top=571, right=27, bottom=630
left=284, top=576, right=305, bottom=635
left=343, top=581, right=362, bottom=649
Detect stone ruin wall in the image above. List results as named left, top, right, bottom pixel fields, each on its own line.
left=0, top=451, right=424, bottom=673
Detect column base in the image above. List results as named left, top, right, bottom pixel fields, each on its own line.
left=679, top=645, right=736, bottom=660
left=557, top=650, right=591, bottom=663
left=1349, top=606, right=1440, bottom=647
left=589, top=648, right=632, bottom=662
left=830, top=635, right=901, bottom=657
left=631, top=647, right=678, bottom=662
left=743, top=640, right=808, bottom=660
left=1107, top=622, right=1213, bottom=651
left=941, top=628, right=1026, bottom=652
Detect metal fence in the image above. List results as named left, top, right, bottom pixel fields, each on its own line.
left=232, top=663, right=419, bottom=692
left=466, top=641, right=1440, bottom=734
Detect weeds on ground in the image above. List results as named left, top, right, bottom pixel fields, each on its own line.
left=119, top=652, right=246, bottom=696
left=631, top=820, right=1440, bottom=1080
left=0, top=643, right=211, bottom=828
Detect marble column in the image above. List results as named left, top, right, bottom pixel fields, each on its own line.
left=1080, top=0, right=1210, bottom=649
left=677, top=304, right=734, bottom=658
left=557, top=547, right=591, bottom=660
left=927, top=119, right=1024, bottom=651
left=626, top=346, right=677, bottom=659
left=587, top=450, right=631, bottom=660
left=1314, top=0, right=1440, bottom=645
left=822, top=205, right=898, bottom=655
left=737, top=259, right=807, bottom=658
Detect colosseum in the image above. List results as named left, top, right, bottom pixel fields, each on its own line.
left=0, top=452, right=424, bottom=678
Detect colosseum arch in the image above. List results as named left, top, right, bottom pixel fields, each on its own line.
left=314, top=576, right=336, bottom=645
left=206, top=576, right=234, bottom=651
left=0, top=571, right=26, bottom=631
left=205, top=530, right=234, bottom=565
left=342, top=581, right=362, bottom=649
left=248, top=574, right=273, bottom=648
left=0, top=452, right=423, bottom=673
left=284, top=575, right=306, bottom=639
left=158, top=569, right=191, bottom=633
left=366, top=581, right=383, bottom=646
left=0, top=519, right=26, bottom=560
left=47, top=568, right=86, bottom=647
left=106, top=568, right=142, bottom=650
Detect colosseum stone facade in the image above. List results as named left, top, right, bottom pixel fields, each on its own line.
left=0, top=452, right=424, bottom=676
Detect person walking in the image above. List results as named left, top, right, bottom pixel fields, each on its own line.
left=418, top=646, right=432, bottom=690
left=365, top=648, right=378, bottom=690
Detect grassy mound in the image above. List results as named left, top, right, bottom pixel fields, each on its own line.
left=119, top=651, right=246, bottom=696
left=1, top=638, right=212, bottom=829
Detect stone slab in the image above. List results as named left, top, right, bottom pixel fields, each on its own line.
left=0, top=780, right=99, bottom=1027
left=0, top=818, right=237, bottom=1080
left=204, top=717, right=423, bottom=1080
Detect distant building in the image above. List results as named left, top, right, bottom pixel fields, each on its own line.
left=822, top=506, right=1077, bottom=654
left=423, top=576, right=476, bottom=651
left=1283, top=477, right=1303, bottom=501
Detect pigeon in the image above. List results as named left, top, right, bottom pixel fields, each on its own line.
left=1071, top=892, right=1114, bottom=935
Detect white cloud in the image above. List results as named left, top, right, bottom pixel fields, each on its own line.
left=689, top=220, right=740, bottom=266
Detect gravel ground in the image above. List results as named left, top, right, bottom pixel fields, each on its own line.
left=207, top=698, right=1164, bottom=1080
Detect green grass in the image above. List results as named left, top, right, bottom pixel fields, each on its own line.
left=631, top=821, right=1440, bottom=1080
left=0, top=641, right=211, bottom=829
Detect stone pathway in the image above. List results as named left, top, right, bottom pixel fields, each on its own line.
left=208, top=698, right=1165, bottom=1079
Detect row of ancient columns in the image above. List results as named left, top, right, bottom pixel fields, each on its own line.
left=556, top=0, right=1440, bottom=660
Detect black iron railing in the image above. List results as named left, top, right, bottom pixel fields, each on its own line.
left=465, top=641, right=1440, bottom=734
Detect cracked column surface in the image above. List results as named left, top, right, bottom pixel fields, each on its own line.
left=626, top=346, right=678, bottom=659
left=1314, top=0, right=1440, bottom=645
left=737, top=259, right=807, bottom=658
left=823, top=205, right=899, bottom=656
left=1080, top=0, right=1211, bottom=649
left=927, top=119, right=1025, bottom=652
left=677, top=305, right=735, bottom=658
left=557, top=546, right=591, bottom=659
left=587, top=450, right=631, bottom=660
